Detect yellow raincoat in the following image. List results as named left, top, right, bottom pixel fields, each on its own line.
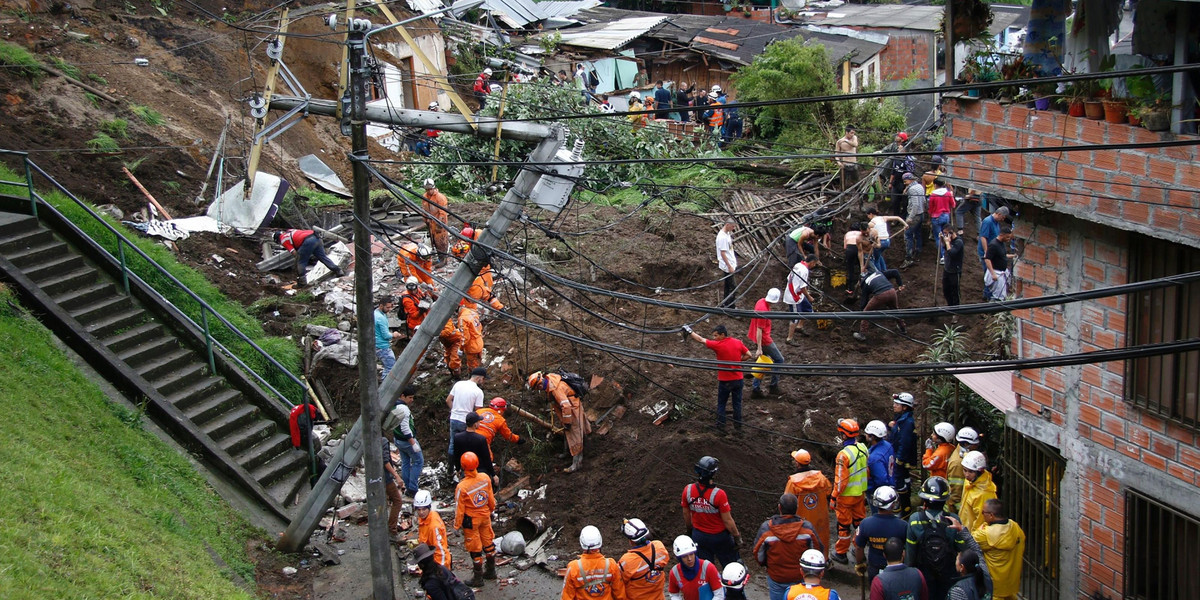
left=960, top=468, right=997, bottom=533
left=973, top=518, right=1026, bottom=600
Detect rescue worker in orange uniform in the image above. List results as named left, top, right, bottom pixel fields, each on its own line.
left=528, top=371, right=591, bottom=473
left=618, top=518, right=669, bottom=600
left=422, top=178, right=450, bottom=263
left=467, top=271, right=504, bottom=311
left=399, top=276, right=435, bottom=334
left=831, top=418, right=869, bottom=564
left=397, top=240, right=435, bottom=286
left=454, top=451, right=496, bottom=587
left=563, top=525, right=626, bottom=600
left=439, top=316, right=464, bottom=377
left=450, top=226, right=474, bottom=262
left=922, top=422, right=957, bottom=481
left=784, top=449, right=832, bottom=553
left=475, top=397, right=524, bottom=449
left=458, top=301, right=484, bottom=371
left=414, top=489, right=451, bottom=569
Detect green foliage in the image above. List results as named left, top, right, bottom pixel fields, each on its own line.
left=539, top=31, right=563, bottom=54
left=130, top=103, right=165, bottom=126
left=983, top=310, right=1016, bottom=359
left=0, top=290, right=259, bottom=598
left=88, top=73, right=108, bottom=85
left=293, top=186, right=349, bottom=208
left=49, top=56, right=82, bottom=80
left=101, top=118, right=130, bottom=140
left=920, top=326, right=1005, bottom=457
left=163, top=180, right=182, bottom=194
left=84, top=92, right=101, bottom=108
left=85, top=132, right=120, bottom=152
left=0, top=41, right=43, bottom=79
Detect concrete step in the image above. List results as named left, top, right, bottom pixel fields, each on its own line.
left=135, top=348, right=197, bottom=381
left=249, top=447, right=307, bottom=488
left=68, top=295, right=133, bottom=326
left=22, top=252, right=86, bottom=280
left=0, top=214, right=39, bottom=239
left=201, top=404, right=260, bottom=441
left=116, top=335, right=180, bottom=367
left=5, top=239, right=70, bottom=268
left=214, top=418, right=275, bottom=457
left=150, top=362, right=208, bottom=396
left=100, top=322, right=164, bottom=354
left=265, top=464, right=310, bottom=506
left=181, top=388, right=242, bottom=424
left=83, top=306, right=147, bottom=338
left=0, top=225, right=51, bottom=254
left=235, top=433, right=292, bottom=473
left=52, top=281, right=118, bottom=311
left=35, top=265, right=100, bottom=296
left=165, top=376, right=224, bottom=410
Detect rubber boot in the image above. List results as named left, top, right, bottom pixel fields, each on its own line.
left=565, top=454, right=583, bottom=473
left=468, top=562, right=485, bottom=587
left=483, top=555, right=497, bottom=580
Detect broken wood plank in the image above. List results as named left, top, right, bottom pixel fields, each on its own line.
left=122, top=167, right=173, bottom=220
left=497, top=475, right=531, bottom=501
left=41, top=62, right=119, bottom=103
left=313, top=378, right=339, bottom=421
left=595, top=405, right=626, bottom=436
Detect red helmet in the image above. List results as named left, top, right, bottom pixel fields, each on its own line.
left=460, top=451, right=479, bottom=471
left=489, top=397, right=508, bottom=411
left=460, top=225, right=475, bottom=239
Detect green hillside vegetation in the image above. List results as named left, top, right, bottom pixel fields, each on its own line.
left=0, top=286, right=259, bottom=599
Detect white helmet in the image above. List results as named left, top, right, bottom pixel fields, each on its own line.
left=423, top=178, right=437, bottom=189
left=417, top=244, right=434, bottom=260
left=404, top=275, right=419, bottom=287
left=482, top=68, right=493, bottom=76
left=765, top=288, right=781, bottom=303
left=413, top=489, right=432, bottom=508
left=864, top=420, right=888, bottom=439
left=892, top=392, right=915, bottom=407
left=956, top=427, right=980, bottom=445
left=933, top=422, right=956, bottom=442
left=799, top=549, right=826, bottom=573
left=673, top=535, right=697, bottom=557
left=428, top=101, right=440, bottom=111
left=721, top=562, right=749, bottom=589
left=708, top=90, right=719, bottom=100
left=872, top=485, right=899, bottom=511
left=629, top=91, right=641, bottom=101
left=622, top=518, right=650, bottom=544
left=962, top=450, right=987, bottom=472
left=580, top=525, right=603, bottom=550
left=711, top=84, right=722, bottom=93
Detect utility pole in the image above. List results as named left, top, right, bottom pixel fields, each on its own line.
left=346, top=20, right=394, bottom=599
left=944, top=0, right=955, bottom=87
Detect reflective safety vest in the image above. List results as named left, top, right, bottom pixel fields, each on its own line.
left=836, top=442, right=869, bottom=498
left=786, top=582, right=837, bottom=600
left=708, top=100, right=724, bottom=128
left=564, top=553, right=623, bottom=600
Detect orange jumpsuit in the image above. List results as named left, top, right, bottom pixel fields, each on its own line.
left=832, top=441, right=869, bottom=555
left=562, top=550, right=625, bottom=600
left=418, top=508, right=452, bottom=569
left=439, top=318, right=464, bottom=372
left=540, top=374, right=590, bottom=457
left=922, top=442, right=956, bottom=481
left=423, top=189, right=450, bottom=256
left=784, top=469, right=833, bottom=552
left=467, top=271, right=504, bottom=311
left=475, top=407, right=520, bottom=446
left=397, top=242, right=434, bottom=285
left=454, top=468, right=496, bottom=562
left=618, top=540, right=669, bottom=600
left=399, top=288, right=432, bottom=331
left=458, top=304, right=483, bottom=370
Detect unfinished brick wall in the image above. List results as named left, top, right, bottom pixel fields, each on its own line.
left=878, top=34, right=931, bottom=81
left=941, top=98, right=1200, bottom=244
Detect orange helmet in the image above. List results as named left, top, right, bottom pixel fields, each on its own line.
left=489, top=397, right=508, bottom=411
left=791, top=449, right=811, bottom=466
left=527, top=371, right=544, bottom=389
left=837, top=418, right=860, bottom=438
left=460, top=451, right=479, bottom=471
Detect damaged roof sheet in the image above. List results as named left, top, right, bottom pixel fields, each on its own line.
left=557, top=15, right=670, bottom=50
left=688, top=18, right=809, bottom=65
left=404, top=0, right=446, bottom=14
left=814, top=4, right=944, bottom=32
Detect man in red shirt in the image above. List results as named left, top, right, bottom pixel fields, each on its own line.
left=927, top=178, right=957, bottom=265
left=273, top=229, right=345, bottom=280
left=686, top=324, right=751, bottom=431
left=748, top=288, right=785, bottom=399
left=681, top=456, right=743, bottom=567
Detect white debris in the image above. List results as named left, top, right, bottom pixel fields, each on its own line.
left=282, top=566, right=297, bottom=577
left=340, top=471, right=367, bottom=503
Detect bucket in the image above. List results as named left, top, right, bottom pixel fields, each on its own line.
left=513, top=512, right=548, bottom=541
left=809, top=266, right=827, bottom=290
left=751, top=355, right=774, bottom=379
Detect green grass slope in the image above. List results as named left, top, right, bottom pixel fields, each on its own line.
left=0, top=287, right=259, bottom=600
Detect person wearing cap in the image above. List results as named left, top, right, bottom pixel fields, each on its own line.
left=453, top=411, right=497, bottom=486
left=716, top=218, right=739, bottom=308
left=888, top=132, right=916, bottom=217
left=977, top=205, right=1010, bottom=280
left=928, top=178, right=957, bottom=265
left=832, top=419, right=869, bottom=564
left=396, top=240, right=435, bottom=286
left=413, top=542, right=467, bottom=600
left=888, top=393, right=919, bottom=514
left=474, top=67, right=493, bottom=109
left=900, top=173, right=927, bottom=270
left=784, top=449, right=832, bottom=550
left=786, top=550, right=841, bottom=600
left=446, top=367, right=486, bottom=458
left=382, top=384, right=423, bottom=497
left=855, top=489, right=911, bottom=583
left=375, top=296, right=401, bottom=383
left=619, top=518, right=670, bottom=600
left=754, top=493, right=824, bottom=600
left=835, top=125, right=859, bottom=189
left=422, top=179, right=450, bottom=262
left=958, top=451, right=997, bottom=533
left=414, top=491, right=451, bottom=568
left=668, top=534, right=726, bottom=600
left=458, top=300, right=484, bottom=372
left=273, top=229, right=344, bottom=281
left=564, top=526, right=625, bottom=600
left=527, top=370, right=591, bottom=472
left=984, top=223, right=1015, bottom=301
left=454, top=451, right=497, bottom=586
left=399, top=275, right=435, bottom=335
left=686, top=323, right=752, bottom=431
left=945, top=427, right=981, bottom=512
left=749, top=288, right=786, bottom=399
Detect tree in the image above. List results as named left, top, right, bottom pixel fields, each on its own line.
left=731, top=39, right=835, bottom=140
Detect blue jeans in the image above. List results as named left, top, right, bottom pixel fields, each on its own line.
left=955, top=200, right=981, bottom=231
left=296, top=234, right=339, bottom=276
left=904, top=215, right=924, bottom=260
left=394, top=439, right=424, bottom=493
left=376, top=347, right=395, bottom=383
left=768, top=576, right=801, bottom=600
left=752, top=342, right=784, bottom=389
left=872, top=238, right=890, bottom=273
left=691, top=528, right=740, bottom=567
left=448, top=418, right=466, bottom=458
left=931, top=213, right=951, bottom=260
left=716, top=379, right=744, bottom=428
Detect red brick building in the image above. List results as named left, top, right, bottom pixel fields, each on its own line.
left=942, top=96, right=1200, bottom=599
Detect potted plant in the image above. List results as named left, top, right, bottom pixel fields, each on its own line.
left=1126, top=70, right=1172, bottom=131
left=1032, top=81, right=1055, bottom=110
left=961, top=49, right=999, bottom=98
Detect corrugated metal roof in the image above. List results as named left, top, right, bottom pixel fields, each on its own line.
left=538, top=0, right=602, bottom=19
left=953, top=370, right=1017, bottom=413
left=479, top=0, right=545, bottom=28
left=557, top=15, right=669, bottom=50
left=815, top=4, right=944, bottom=32
left=405, top=0, right=445, bottom=15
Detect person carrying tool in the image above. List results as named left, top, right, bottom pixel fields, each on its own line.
left=785, top=550, right=841, bottom=600
left=946, top=428, right=981, bottom=512
left=831, top=418, right=868, bottom=565
left=754, top=493, right=824, bottom=600
left=474, top=397, right=524, bottom=452
left=399, top=276, right=435, bottom=335
left=422, top=178, right=450, bottom=263
left=958, top=451, right=997, bottom=533
left=454, top=451, right=496, bottom=587
left=458, top=300, right=484, bottom=371
left=854, top=487, right=910, bottom=583
left=783, top=449, right=831, bottom=553
left=396, top=240, right=435, bottom=286
left=619, top=518, right=670, bottom=600
left=274, top=229, right=345, bottom=281
left=888, top=392, right=919, bottom=514
left=682, top=456, right=743, bottom=567
left=528, top=370, right=591, bottom=473
left=749, top=288, right=785, bottom=399
left=414, top=489, right=451, bottom=568
left=668, top=535, right=726, bottom=600
left=922, top=423, right=957, bottom=481
left=563, top=526, right=625, bottom=600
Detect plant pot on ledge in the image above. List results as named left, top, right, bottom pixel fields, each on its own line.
left=1141, top=109, right=1171, bottom=131
left=1084, top=100, right=1105, bottom=120
left=1103, top=100, right=1128, bottom=124
left=1068, top=100, right=1086, bottom=117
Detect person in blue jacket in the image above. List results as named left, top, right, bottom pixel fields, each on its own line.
left=864, top=420, right=895, bottom=510
left=888, top=392, right=918, bottom=513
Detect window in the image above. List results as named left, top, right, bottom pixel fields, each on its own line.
left=1125, top=490, right=1200, bottom=599
left=998, top=427, right=1063, bottom=600
left=1126, top=236, right=1200, bottom=428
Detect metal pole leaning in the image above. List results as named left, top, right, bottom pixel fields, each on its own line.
left=276, top=128, right=563, bottom=553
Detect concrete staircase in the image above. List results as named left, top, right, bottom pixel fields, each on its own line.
left=0, top=211, right=309, bottom=517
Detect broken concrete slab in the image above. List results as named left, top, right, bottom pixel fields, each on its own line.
left=298, top=154, right=351, bottom=197
left=303, top=241, right=351, bottom=285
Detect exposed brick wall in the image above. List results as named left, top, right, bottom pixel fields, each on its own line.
left=878, top=34, right=930, bottom=81
left=941, top=98, right=1200, bottom=248
left=1080, top=466, right=1125, bottom=598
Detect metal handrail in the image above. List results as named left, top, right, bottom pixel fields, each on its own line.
left=0, top=149, right=302, bottom=412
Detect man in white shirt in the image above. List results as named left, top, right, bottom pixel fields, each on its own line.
left=716, top=219, right=738, bottom=308
left=784, top=254, right=815, bottom=343
left=446, top=367, right=487, bottom=458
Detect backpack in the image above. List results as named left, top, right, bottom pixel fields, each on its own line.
left=917, top=514, right=953, bottom=569
left=558, top=370, right=590, bottom=397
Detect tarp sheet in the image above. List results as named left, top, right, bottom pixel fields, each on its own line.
left=206, top=173, right=288, bottom=235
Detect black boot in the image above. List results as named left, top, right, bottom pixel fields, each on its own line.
left=751, top=387, right=765, bottom=399
left=484, top=555, right=497, bottom=580
left=468, top=562, right=485, bottom=587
